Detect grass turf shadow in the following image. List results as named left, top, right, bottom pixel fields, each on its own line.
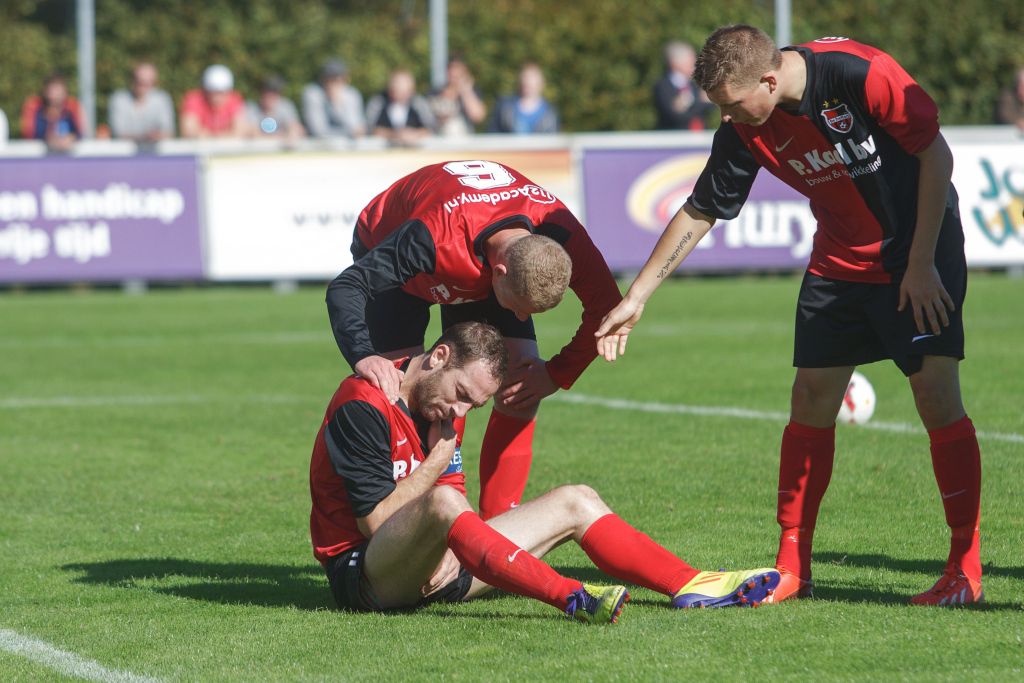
left=814, top=551, right=1024, bottom=581
left=808, top=552, right=1024, bottom=610
left=61, top=557, right=333, bottom=611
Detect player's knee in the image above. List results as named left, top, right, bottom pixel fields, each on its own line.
left=909, top=374, right=963, bottom=426
left=424, top=485, right=471, bottom=526
left=557, top=484, right=610, bottom=521
left=790, top=375, right=845, bottom=422
left=790, top=378, right=821, bottom=414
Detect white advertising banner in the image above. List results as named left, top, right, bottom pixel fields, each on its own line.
left=204, top=149, right=575, bottom=280
left=950, top=144, right=1024, bottom=266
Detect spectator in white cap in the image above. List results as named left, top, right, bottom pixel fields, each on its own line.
left=180, top=64, right=248, bottom=138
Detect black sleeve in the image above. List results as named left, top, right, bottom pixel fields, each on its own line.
left=687, top=122, right=761, bottom=220
left=324, top=399, right=395, bottom=518
left=326, top=220, right=437, bottom=370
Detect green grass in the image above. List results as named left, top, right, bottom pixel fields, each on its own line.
left=1, top=274, right=1022, bottom=682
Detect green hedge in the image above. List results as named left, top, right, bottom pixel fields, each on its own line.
left=1, top=0, right=1021, bottom=136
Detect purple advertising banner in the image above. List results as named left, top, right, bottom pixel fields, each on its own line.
left=582, top=147, right=816, bottom=272
left=0, top=156, right=202, bottom=282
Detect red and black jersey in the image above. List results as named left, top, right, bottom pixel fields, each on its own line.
left=689, top=37, right=964, bottom=283
left=309, top=359, right=466, bottom=564
left=326, top=160, right=622, bottom=389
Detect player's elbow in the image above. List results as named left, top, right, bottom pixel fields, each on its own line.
left=357, top=498, right=395, bottom=537
left=356, top=513, right=381, bottom=539
left=682, top=201, right=716, bottom=228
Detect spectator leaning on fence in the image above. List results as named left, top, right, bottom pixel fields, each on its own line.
left=302, top=58, right=366, bottom=139
left=994, top=66, right=1024, bottom=133
left=490, top=63, right=558, bottom=134
left=247, top=75, right=305, bottom=142
left=365, top=68, right=436, bottom=146
left=20, top=72, right=84, bottom=152
left=108, top=62, right=176, bottom=144
left=180, top=64, right=248, bottom=139
left=429, top=56, right=487, bottom=137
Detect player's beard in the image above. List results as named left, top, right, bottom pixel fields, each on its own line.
left=411, top=368, right=447, bottom=422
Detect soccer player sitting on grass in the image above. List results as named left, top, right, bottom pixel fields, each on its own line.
left=596, top=25, right=983, bottom=606
left=310, top=322, right=780, bottom=622
left=326, top=159, right=623, bottom=522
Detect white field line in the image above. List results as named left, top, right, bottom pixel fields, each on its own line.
left=0, top=331, right=327, bottom=349
left=0, top=394, right=308, bottom=409
left=0, top=628, right=160, bottom=683
left=552, top=392, right=1024, bottom=444
left=2, top=390, right=1021, bottom=445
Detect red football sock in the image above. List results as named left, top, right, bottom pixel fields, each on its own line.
left=453, top=415, right=466, bottom=446
left=447, top=511, right=581, bottom=610
left=580, top=514, right=699, bottom=595
left=928, top=416, right=982, bottom=581
left=478, top=411, right=535, bottom=520
left=775, top=421, right=836, bottom=580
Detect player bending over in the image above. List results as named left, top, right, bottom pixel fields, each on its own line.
left=310, top=322, right=780, bottom=622
left=596, top=25, right=983, bottom=606
left=326, top=160, right=622, bottom=520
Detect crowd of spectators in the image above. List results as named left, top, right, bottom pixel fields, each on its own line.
left=2, top=48, right=1022, bottom=151
left=0, top=57, right=565, bottom=151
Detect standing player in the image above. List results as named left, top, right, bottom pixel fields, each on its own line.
left=595, top=25, right=983, bottom=606
left=310, top=321, right=781, bottom=620
left=327, top=160, right=622, bottom=519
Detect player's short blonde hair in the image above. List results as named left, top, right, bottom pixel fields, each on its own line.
left=694, top=24, right=783, bottom=93
left=505, top=234, right=572, bottom=312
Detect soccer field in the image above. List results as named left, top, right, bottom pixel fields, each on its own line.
left=2, top=274, right=1022, bottom=682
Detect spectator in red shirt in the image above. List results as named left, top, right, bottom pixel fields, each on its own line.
left=180, top=64, right=248, bottom=138
left=20, top=73, right=84, bottom=152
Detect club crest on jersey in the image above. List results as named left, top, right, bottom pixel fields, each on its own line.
left=820, top=102, right=853, bottom=133
left=428, top=284, right=451, bottom=302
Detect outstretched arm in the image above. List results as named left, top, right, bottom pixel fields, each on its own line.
left=539, top=221, right=623, bottom=391
left=595, top=202, right=715, bottom=361
left=326, top=222, right=436, bottom=401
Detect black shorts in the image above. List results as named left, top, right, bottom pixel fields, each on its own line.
left=325, top=542, right=474, bottom=612
left=793, top=256, right=967, bottom=377
left=364, top=286, right=536, bottom=354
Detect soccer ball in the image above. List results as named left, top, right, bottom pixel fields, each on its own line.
left=837, top=371, right=876, bottom=425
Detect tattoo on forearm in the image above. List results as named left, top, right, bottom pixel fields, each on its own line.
left=656, top=231, right=693, bottom=280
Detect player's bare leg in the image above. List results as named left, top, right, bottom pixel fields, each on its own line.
left=790, top=366, right=856, bottom=428
left=769, top=366, right=854, bottom=603
left=366, top=485, right=626, bottom=622
left=908, top=355, right=983, bottom=605
left=479, top=337, right=542, bottom=519
left=363, top=485, right=473, bottom=608
left=908, top=355, right=965, bottom=429
left=464, top=485, right=779, bottom=608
